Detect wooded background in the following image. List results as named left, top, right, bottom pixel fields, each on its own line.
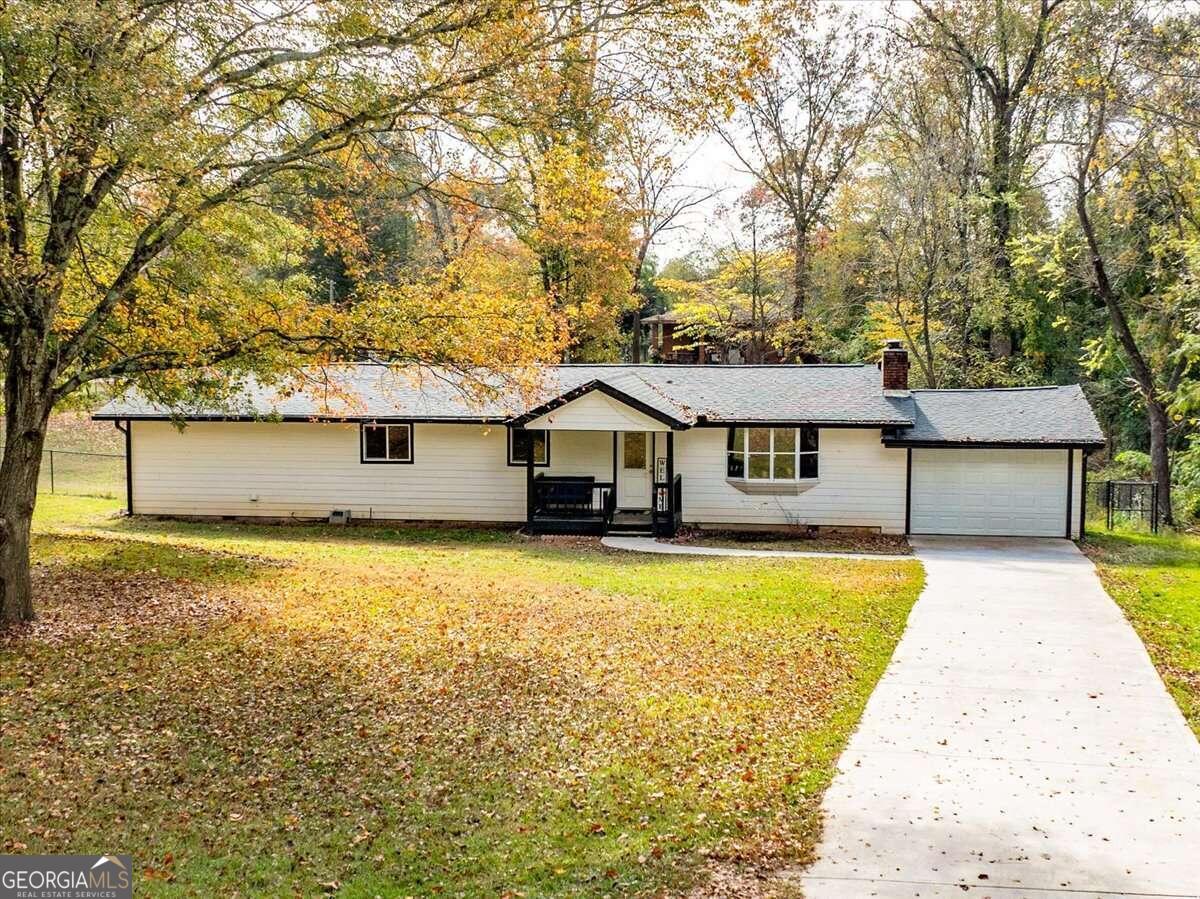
left=262, top=0, right=1200, bottom=523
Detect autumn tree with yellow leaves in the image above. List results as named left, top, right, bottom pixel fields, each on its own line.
left=0, top=0, right=709, bottom=623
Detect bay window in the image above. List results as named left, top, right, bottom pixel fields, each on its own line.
left=727, top=427, right=818, bottom=480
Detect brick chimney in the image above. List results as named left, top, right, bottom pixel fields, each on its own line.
left=881, top=339, right=909, bottom=392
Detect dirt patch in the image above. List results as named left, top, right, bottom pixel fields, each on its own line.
left=688, top=863, right=805, bottom=898
left=670, top=527, right=912, bottom=555
left=523, top=533, right=608, bottom=551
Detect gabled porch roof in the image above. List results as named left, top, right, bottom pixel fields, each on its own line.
left=510, top=379, right=688, bottom=431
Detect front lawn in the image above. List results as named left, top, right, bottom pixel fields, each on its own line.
left=1085, top=529, right=1200, bottom=735
left=1, top=497, right=922, bottom=897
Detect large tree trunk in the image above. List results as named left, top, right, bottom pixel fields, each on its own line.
left=989, top=109, right=1014, bottom=284
left=1147, top=399, right=1175, bottom=527
left=0, top=443, right=43, bottom=625
left=988, top=107, right=1015, bottom=359
left=1076, top=179, right=1174, bottom=526
left=0, top=360, right=51, bottom=625
left=792, top=229, right=809, bottom=320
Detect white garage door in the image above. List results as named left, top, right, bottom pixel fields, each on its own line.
left=910, top=448, right=1068, bottom=537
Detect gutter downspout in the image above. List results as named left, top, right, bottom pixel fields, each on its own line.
left=1079, top=449, right=1089, bottom=540
left=114, top=420, right=132, bottom=516
left=1065, top=448, right=1074, bottom=540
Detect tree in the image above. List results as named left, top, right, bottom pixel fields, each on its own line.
left=909, top=0, right=1068, bottom=356
left=616, top=115, right=714, bottom=360
left=1063, top=0, right=1200, bottom=526
left=719, top=4, right=880, bottom=323
left=478, top=8, right=643, bottom=359
left=0, top=0, right=680, bottom=623
left=861, top=36, right=997, bottom=385
left=657, top=186, right=792, bottom=363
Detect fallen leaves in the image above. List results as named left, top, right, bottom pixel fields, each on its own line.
left=1, top=517, right=921, bottom=896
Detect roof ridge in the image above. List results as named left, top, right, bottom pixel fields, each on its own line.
left=911, top=385, right=1074, bottom=393
left=553, top=363, right=872, bottom=369
left=289, top=361, right=879, bottom=371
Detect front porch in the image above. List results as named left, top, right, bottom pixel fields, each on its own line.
left=518, top=429, right=682, bottom=538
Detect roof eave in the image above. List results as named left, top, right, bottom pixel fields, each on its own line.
left=696, top=417, right=913, bottom=428
left=91, top=412, right=500, bottom=424
left=882, top=437, right=1107, bottom=449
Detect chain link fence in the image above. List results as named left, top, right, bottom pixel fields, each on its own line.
left=1087, top=478, right=1160, bottom=534
left=1, top=445, right=126, bottom=500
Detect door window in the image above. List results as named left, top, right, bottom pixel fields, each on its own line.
left=623, top=432, right=647, bottom=469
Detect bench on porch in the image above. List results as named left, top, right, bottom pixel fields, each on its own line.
left=528, top=475, right=616, bottom=536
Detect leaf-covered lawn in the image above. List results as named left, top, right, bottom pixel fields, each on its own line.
left=2, top=497, right=922, bottom=897
left=1086, top=529, right=1200, bottom=735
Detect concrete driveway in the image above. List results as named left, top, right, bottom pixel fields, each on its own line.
left=799, top=537, right=1200, bottom=898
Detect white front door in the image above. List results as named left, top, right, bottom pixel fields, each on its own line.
left=618, top=432, right=652, bottom=509
left=910, top=448, right=1068, bottom=537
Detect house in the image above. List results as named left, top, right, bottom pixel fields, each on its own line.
left=640, top=310, right=787, bottom=365
left=93, top=341, right=1105, bottom=539
left=642, top=311, right=722, bottom=364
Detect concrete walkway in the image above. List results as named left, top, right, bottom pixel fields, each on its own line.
left=799, top=537, right=1200, bottom=898
left=600, top=535, right=911, bottom=561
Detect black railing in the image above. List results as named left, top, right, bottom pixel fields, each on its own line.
left=652, top=474, right=682, bottom=537
left=530, top=476, right=615, bottom=534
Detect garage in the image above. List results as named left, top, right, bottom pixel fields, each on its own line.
left=909, top=447, right=1070, bottom=537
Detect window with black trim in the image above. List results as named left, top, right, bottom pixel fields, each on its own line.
left=508, top=429, right=549, bottom=466
left=361, top=422, right=413, bottom=463
left=727, top=427, right=818, bottom=480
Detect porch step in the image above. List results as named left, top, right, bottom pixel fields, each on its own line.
left=608, top=510, right=654, bottom=536
left=607, top=525, right=655, bottom=536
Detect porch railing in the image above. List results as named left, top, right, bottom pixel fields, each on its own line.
left=529, top=475, right=616, bottom=533
left=652, top=474, right=682, bottom=537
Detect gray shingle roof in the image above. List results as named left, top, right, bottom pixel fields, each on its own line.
left=92, top=364, right=1105, bottom=445
left=92, top=363, right=915, bottom=427
left=884, top=385, right=1105, bottom=447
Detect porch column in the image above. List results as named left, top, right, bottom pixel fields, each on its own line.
left=666, top=431, right=675, bottom=534
left=525, top=430, right=534, bottom=531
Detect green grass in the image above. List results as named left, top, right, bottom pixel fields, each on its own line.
left=1, top=495, right=923, bottom=897
left=1085, top=528, right=1200, bottom=735
left=2, top=413, right=126, bottom=500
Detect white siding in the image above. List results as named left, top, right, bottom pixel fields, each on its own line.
left=526, top=391, right=668, bottom=431
left=671, top=428, right=907, bottom=533
left=910, top=447, right=1071, bottom=538
left=129, top=421, right=908, bottom=531
left=130, top=421, right=614, bottom=522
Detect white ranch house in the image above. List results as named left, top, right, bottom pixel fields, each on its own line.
left=94, top=342, right=1105, bottom=539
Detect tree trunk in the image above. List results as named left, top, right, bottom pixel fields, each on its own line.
left=1076, top=175, right=1174, bottom=526
left=792, top=229, right=809, bottom=320
left=988, top=106, right=1015, bottom=359
left=0, top=371, right=51, bottom=625
left=1147, top=399, right=1175, bottom=527
left=989, top=112, right=1013, bottom=284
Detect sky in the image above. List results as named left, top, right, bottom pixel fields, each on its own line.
left=650, top=132, right=754, bottom=264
